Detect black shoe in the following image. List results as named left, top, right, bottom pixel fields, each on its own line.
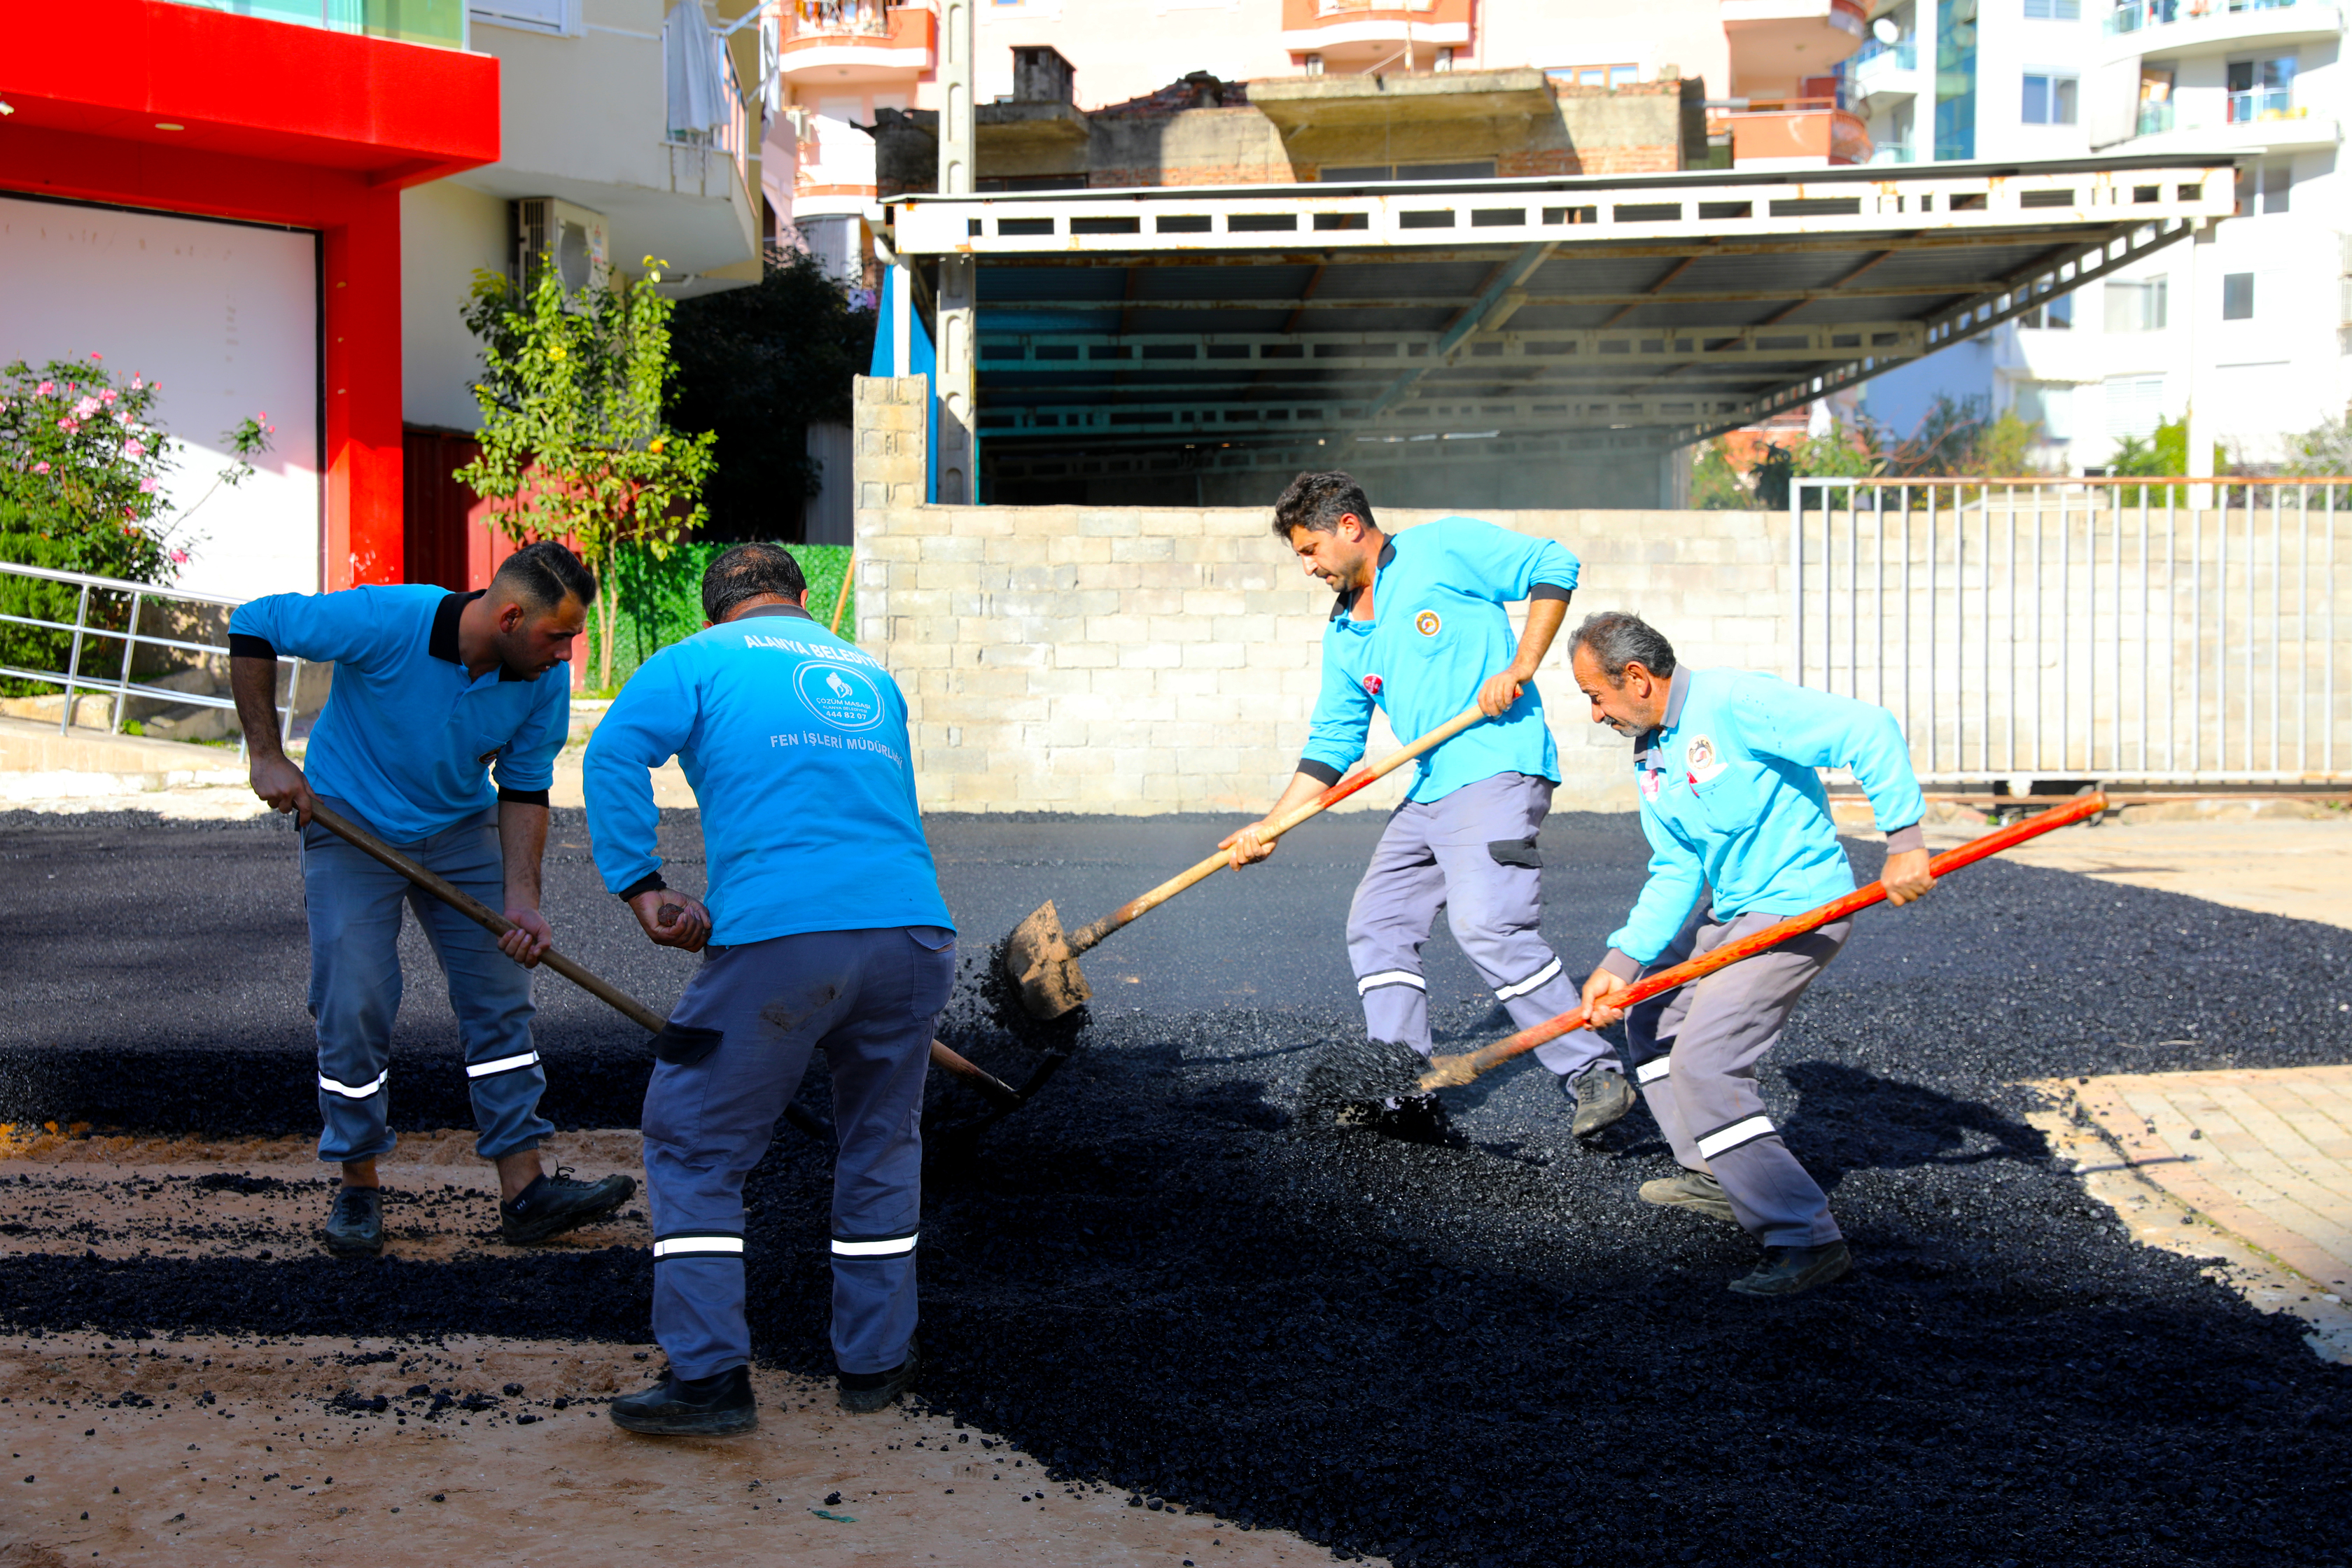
left=609, top=1366, right=757, bottom=1436
left=1567, top=1067, right=1635, bottom=1138
left=1728, top=1241, right=1853, bottom=1298
left=323, top=1184, right=384, bottom=1258
left=838, top=1338, right=921, bottom=1415
left=499, top=1168, right=636, bottom=1245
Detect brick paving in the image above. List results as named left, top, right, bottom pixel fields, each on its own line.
left=2030, top=1065, right=2352, bottom=1362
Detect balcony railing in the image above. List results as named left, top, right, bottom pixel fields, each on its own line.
left=2138, top=99, right=2176, bottom=132
left=1850, top=36, right=1917, bottom=68
left=2228, top=87, right=2301, bottom=119
left=158, top=0, right=465, bottom=49
left=1712, top=99, right=1875, bottom=164
left=2106, top=0, right=2302, bottom=34
left=792, top=0, right=890, bottom=37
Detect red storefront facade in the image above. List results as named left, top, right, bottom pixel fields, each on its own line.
left=0, top=1, right=498, bottom=589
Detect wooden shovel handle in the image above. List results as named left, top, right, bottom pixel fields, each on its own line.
left=1065, top=701, right=1491, bottom=955
left=302, top=802, right=1017, bottom=1108
left=1418, top=790, right=2108, bottom=1090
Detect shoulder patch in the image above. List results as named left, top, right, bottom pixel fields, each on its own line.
left=1413, top=609, right=1442, bottom=636
left=1363, top=673, right=1383, bottom=696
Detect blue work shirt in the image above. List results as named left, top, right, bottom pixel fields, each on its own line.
left=1298, top=517, right=1578, bottom=804
left=228, top=586, right=569, bottom=840
left=582, top=604, right=953, bottom=946
left=1607, top=666, right=1928, bottom=967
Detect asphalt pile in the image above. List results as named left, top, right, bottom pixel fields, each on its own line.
left=5, top=810, right=2352, bottom=1564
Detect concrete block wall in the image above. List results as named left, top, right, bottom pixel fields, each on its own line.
left=853, top=502, right=1795, bottom=815
left=852, top=376, right=929, bottom=512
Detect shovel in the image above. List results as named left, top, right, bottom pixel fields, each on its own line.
left=1403, top=790, right=2110, bottom=1093
left=303, top=802, right=1027, bottom=1138
left=1002, top=700, right=1491, bottom=1021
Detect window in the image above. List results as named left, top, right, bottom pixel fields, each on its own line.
left=471, top=0, right=573, bottom=32
left=2024, top=0, right=2080, bottom=16
left=1554, top=64, right=1639, bottom=87
left=2223, top=272, right=2255, bottom=320
left=2013, top=384, right=2075, bottom=440
left=2105, top=374, right=2166, bottom=440
left=2020, top=291, right=2074, bottom=330
left=2227, top=56, right=2295, bottom=122
left=2105, top=274, right=2168, bottom=332
left=1320, top=162, right=1497, bottom=182
left=2023, top=73, right=2079, bottom=124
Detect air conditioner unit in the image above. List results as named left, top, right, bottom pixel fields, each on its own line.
left=511, top=197, right=611, bottom=294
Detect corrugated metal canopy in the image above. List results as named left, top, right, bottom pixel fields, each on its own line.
left=883, top=155, right=2239, bottom=480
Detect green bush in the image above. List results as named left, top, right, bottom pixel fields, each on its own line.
left=587, top=541, right=854, bottom=693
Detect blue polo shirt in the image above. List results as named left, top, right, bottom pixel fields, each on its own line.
left=228, top=585, right=569, bottom=840
left=1298, top=516, right=1578, bottom=804
left=1606, top=666, right=1927, bottom=968
left=582, top=604, right=953, bottom=946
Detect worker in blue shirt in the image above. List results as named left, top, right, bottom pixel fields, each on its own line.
left=227, top=542, right=636, bottom=1259
left=1569, top=610, right=1935, bottom=1298
left=586, top=542, right=955, bottom=1436
left=1224, top=471, right=1631, bottom=1139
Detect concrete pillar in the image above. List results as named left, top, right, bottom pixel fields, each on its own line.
left=1912, top=0, right=1937, bottom=166
left=934, top=0, right=977, bottom=503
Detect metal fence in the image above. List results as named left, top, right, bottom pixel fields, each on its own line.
left=0, top=559, right=304, bottom=750
left=1790, top=477, right=2348, bottom=785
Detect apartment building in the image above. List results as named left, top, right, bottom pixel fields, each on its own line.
left=1, top=0, right=764, bottom=600
left=1851, top=0, right=2348, bottom=469
left=764, top=0, right=1872, bottom=279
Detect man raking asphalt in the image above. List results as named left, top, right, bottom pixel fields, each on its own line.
left=227, top=542, right=636, bottom=1258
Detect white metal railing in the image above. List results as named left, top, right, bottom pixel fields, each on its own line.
left=1791, top=477, right=2349, bottom=785
left=0, top=559, right=304, bottom=749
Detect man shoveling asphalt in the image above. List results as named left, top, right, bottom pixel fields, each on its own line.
left=227, top=542, right=636, bottom=1258
left=586, top=543, right=955, bottom=1434
left=1223, top=471, right=1631, bottom=1138
left=1570, top=610, right=1934, bottom=1298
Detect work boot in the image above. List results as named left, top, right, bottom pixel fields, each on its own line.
left=609, top=1365, right=757, bottom=1436
left=839, top=1338, right=921, bottom=1415
left=1638, top=1168, right=1736, bottom=1223
left=1727, top=1242, right=1853, bottom=1298
left=499, top=1168, right=636, bottom=1245
left=321, top=1184, right=384, bottom=1258
left=1567, top=1067, right=1635, bottom=1138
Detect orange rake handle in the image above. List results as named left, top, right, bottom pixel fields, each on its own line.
left=1417, top=790, right=2109, bottom=1090
left=1063, top=701, right=1490, bottom=955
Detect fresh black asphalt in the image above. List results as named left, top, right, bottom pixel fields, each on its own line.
left=3, top=804, right=2350, bottom=1565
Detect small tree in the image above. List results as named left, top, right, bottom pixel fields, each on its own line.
left=457, top=259, right=717, bottom=691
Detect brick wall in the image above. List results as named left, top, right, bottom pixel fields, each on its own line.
left=853, top=499, right=1793, bottom=816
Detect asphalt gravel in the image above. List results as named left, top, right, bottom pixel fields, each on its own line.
left=4, top=805, right=2352, bottom=1566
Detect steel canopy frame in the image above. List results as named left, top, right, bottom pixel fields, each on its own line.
left=883, top=156, right=2238, bottom=465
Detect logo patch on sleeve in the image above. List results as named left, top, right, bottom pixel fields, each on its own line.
left=1363, top=674, right=1383, bottom=696
left=1413, top=610, right=1442, bottom=637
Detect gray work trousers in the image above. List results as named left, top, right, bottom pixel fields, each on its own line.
left=640, top=924, right=955, bottom=1380
left=1348, top=771, right=1612, bottom=1078
left=1625, top=901, right=1850, bottom=1248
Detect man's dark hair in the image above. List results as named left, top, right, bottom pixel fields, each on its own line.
left=490, top=540, right=596, bottom=615
left=702, top=541, right=808, bottom=624
left=1272, top=470, right=1376, bottom=540
left=1569, top=610, right=1677, bottom=681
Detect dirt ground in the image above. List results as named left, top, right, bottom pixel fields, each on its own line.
left=0, top=1331, right=1337, bottom=1567
left=0, top=1133, right=1358, bottom=1567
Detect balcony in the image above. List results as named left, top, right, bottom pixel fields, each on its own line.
left=1278, top=0, right=1474, bottom=72
left=1711, top=97, right=1875, bottom=165
left=1722, top=0, right=1870, bottom=92
left=157, top=0, right=465, bottom=49
left=2100, top=0, right=2341, bottom=62
left=2126, top=99, right=2339, bottom=150
left=778, top=0, right=936, bottom=85
left=1847, top=34, right=1919, bottom=100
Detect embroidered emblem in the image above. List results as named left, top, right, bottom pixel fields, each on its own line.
left=1413, top=610, right=1442, bottom=637
left=1640, top=769, right=1662, bottom=801
left=1686, top=733, right=1727, bottom=785
left=1363, top=674, right=1383, bottom=696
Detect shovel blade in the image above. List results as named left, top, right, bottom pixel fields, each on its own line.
left=1003, top=899, right=1092, bottom=1020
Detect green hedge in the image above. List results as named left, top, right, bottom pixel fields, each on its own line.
left=587, top=541, right=853, bottom=692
